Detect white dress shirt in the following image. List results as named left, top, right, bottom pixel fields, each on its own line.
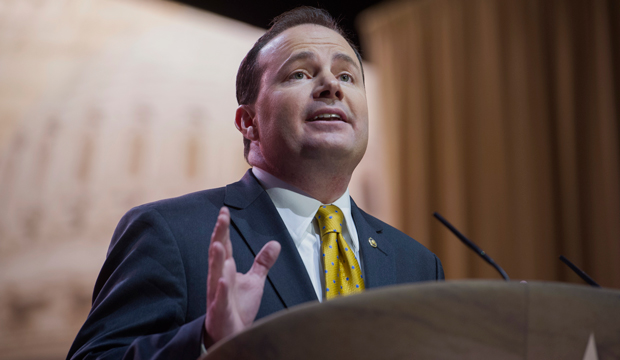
left=252, top=167, right=362, bottom=302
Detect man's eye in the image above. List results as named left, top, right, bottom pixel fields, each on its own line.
left=291, top=72, right=305, bottom=80
left=339, top=74, right=351, bottom=82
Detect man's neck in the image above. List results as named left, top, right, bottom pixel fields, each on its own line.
left=252, top=165, right=351, bottom=204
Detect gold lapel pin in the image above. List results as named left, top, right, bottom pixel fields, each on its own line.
left=368, top=237, right=378, bottom=248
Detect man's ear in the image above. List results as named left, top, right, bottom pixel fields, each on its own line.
left=235, top=105, right=258, bottom=141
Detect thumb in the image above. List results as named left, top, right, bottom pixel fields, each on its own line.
left=248, top=241, right=281, bottom=278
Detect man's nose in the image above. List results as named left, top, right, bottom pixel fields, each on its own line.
left=313, top=74, right=343, bottom=101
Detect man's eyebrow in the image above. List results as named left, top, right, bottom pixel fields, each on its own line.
left=278, top=51, right=317, bottom=73
left=333, top=53, right=361, bottom=73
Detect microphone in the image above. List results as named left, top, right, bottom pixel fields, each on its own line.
left=433, top=212, right=510, bottom=281
left=559, top=255, right=601, bottom=287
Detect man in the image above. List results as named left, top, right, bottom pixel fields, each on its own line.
left=67, top=7, right=443, bottom=360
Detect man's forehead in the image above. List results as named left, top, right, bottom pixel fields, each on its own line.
left=258, top=24, right=357, bottom=66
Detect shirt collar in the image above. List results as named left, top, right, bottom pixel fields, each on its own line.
left=252, top=167, right=355, bottom=249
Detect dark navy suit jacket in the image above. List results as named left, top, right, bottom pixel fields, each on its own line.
left=67, top=170, right=444, bottom=360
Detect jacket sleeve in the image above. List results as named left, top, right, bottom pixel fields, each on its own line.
left=67, top=206, right=204, bottom=360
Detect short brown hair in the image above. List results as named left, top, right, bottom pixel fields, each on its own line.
left=236, top=6, right=364, bottom=161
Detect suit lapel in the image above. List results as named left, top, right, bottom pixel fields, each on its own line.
left=224, top=170, right=318, bottom=308
left=351, top=200, right=397, bottom=289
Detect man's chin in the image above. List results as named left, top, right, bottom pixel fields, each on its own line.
left=300, top=141, right=362, bottom=161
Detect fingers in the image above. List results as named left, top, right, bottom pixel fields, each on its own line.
left=248, top=240, right=281, bottom=278
left=211, top=207, right=233, bottom=258
left=206, top=277, right=230, bottom=343
left=207, top=241, right=226, bottom=305
left=222, top=257, right=237, bottom=297
left=207, top=207, right=232, bottom=304
left=212, top=277, right=230, bottom=319
left=207, top=258, right=239, bottom=343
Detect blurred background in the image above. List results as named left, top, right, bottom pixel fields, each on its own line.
left=0, top=0, right=618, bottom=359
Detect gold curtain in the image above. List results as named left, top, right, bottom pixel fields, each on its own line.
left=358, top=0, right=620, bottom=287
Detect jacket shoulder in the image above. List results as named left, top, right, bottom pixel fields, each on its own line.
left=106, top=186, right=227, bottom=259
left=129, top=186, right=227, bottom=217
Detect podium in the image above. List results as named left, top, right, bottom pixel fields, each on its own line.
left=203, top=281, right=620, bottom=359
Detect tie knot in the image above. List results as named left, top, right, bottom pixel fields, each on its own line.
left=315, top=205, right=344, bottom=236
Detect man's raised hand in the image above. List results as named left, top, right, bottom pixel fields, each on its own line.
left=204, top=206, right=281, bottom=348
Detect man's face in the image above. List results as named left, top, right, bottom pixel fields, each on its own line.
left=250, top=24, right=368, bottom=170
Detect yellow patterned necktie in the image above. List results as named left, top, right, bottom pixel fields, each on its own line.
left=315, top=205, right=365, bottom=300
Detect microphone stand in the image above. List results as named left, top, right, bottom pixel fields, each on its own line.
left=433, top=212, right=510, bottom=281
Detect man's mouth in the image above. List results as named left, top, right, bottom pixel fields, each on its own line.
left=311, top=113, right=342, bottom=121
left=307, top=108, right=348, bottom=122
